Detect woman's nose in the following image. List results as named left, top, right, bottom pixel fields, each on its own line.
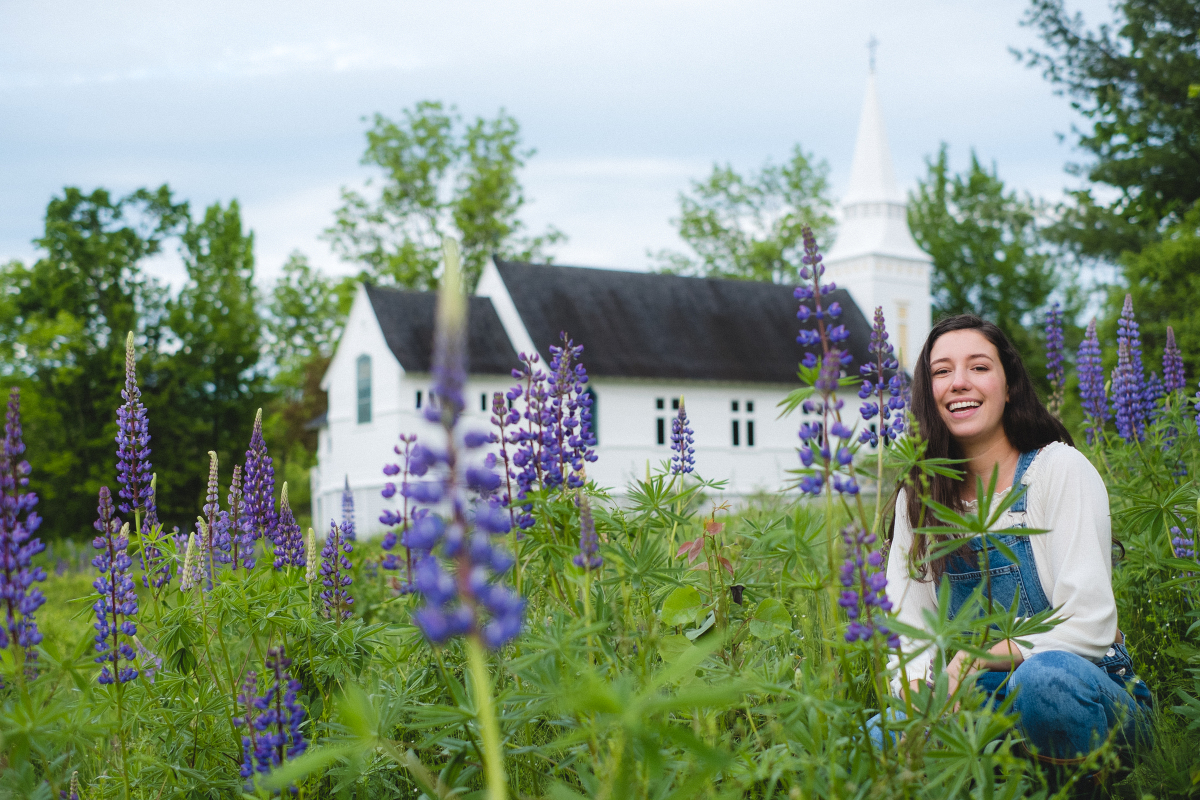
left=950, top=368, right=972, bottom=390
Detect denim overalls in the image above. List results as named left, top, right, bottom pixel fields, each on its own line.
left=944, top=448, right=1152, bottom=708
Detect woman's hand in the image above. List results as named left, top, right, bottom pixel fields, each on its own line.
left=946, top=640, right=1025, bottom=698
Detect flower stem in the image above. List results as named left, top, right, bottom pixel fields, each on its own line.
left=466, top=635, right=506, bottom=800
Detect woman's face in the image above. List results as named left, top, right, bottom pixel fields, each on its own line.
left=928, top=329, right=1009, bottom=447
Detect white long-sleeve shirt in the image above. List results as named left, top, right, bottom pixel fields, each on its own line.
left=885, top=442, right=1118, bottom=694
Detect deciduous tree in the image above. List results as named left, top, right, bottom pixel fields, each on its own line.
left=653, top=146, right=834, bottom=284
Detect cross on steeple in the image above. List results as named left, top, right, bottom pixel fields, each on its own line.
left=868, top=34, right=878, bottom=73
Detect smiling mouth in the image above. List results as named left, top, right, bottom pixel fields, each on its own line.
left=947, top=400, right=981, bottom=412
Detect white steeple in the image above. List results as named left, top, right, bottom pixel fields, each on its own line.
left=825, top=53, right=932, bottom=368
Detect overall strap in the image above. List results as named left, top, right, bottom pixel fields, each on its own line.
left=1010, top=449, right=1040, bottom=513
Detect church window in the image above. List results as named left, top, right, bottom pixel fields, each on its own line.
left=731, top=420, right=740, bottom=446
left=746, top=400, right=754, bottom=412
left=731, top=400, right=739, bottom=412
left=656, top=398, right=664, bottom=410
left=656, top=417, right=665, bottom=445
left=415, top=390, right=422, bottom=409
left=356, top=355, right=372, bottom=424
left=747, top=420, right=755, bottom=447
left=671, top=397, right=679, bottom=410
left=481, top=393, right=488, bottom=412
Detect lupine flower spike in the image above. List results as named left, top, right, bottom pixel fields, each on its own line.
left=0, top=388, right=46, bottom=653
left=573, top=493, right=602, bottom=571
left=858, top=306, right=905, bottom=447
left=203, top=451, right=232, bottom=579
left=381, top=433, right=421, bottom=590
left=242, top=409, right=277, bottom=544
left=341, top=476, right=356, bottom=541
left=274, top=483, right=305, bottom=570
left=236, top=647, right=307, bottom=785
left=305, top=528, right=318, bottom=584
left=116, top=332, right=154, bottom=525
left=1077, top=319, right=1107, bottom=445
left=408, top=238, right=525, bottom=649
left=222, top=465, right=255, bottom=571
left=179, top=531, right=200, bottom=591
left=794, top=227, right=858, bottom=497
left=837, top=523, right=898, bottom=646
left=1114, top=294, right=1149, bottom=435
left=670, top=399, right=695, bottom=475
left=92, top=490, right=138, bottom=684
left=1164, top=327, right=1186, bottom=395
left=1044, top=302, right=1065, bottom=417
left=1112, top=338, right=1143, bottom=444
left=320, top=522, right=354, bottom=620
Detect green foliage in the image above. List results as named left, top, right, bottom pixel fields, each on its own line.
left=908, top=145, right=1075, bottom=379
left=0, top=186, right=188, bottom=537
left=1019, top=0, right=1200, bottom=260
left=1111, top=201, right=1200, bottom=378
left=325, top=100, right=565, bottom=291
left=654, top=146, right=835, bottom=283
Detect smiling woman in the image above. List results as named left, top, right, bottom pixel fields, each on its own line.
left=878, top=314, right=1153, bottom=773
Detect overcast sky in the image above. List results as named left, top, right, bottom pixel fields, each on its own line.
left=0, top=0, right=1114, bottom=288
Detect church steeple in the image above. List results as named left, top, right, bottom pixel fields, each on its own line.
left=824, top=51, right=932, bottom=367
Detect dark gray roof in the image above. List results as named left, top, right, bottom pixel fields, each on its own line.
left=494, top=260, right=873, bottom=383
left=365, top=285, right=520, bottom=375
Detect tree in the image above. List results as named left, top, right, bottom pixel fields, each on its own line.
left=1112, top=201, right=1200, bottom=378
left=162, top=200, right=267, bottom=512
left=1019, top=0, right=1200, bottom=260
left=908, top=146, right=1075, bottom=379
left=263, top=253, right=356, bottom=521
left=0, top=186, right=188, bottom=537
left=325, top=100, right=564, bottom=291
left=653, top=146, right=835, bottom=284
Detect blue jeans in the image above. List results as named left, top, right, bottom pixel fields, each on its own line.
left=869, top=650, right=1153, bottom=759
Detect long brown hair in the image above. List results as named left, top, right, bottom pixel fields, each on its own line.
left=905, top=315, right=1072, bottom=579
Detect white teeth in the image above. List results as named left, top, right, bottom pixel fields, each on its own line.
left=948, top=400, right=981, bottom=411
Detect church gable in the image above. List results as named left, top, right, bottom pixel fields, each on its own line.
left=365, top=285, right=521, bottom=375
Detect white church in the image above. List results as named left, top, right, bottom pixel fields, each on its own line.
left=309, top=71, right=933, bottom=535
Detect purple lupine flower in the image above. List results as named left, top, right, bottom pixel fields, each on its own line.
left=407, top=239, right=525, bottom=650
left=236, top=670, right=260, bottom=784
left=340, top=476, right=356, bottom=542
left=858, top=306, right=905, bottom=448
left=489, top=391, right=522, bottom=534
left=1164, top=326, right=1186, bottom=394
left=1114, top=294, right=1149, bottom=436
left=837, top=523, right=898, bottom=646
left=115, top=334, right=166, bottom=589
left=381, top=433, right=419, bottom=591
left=508, top=353, right=549, bottom=529
left=222, top=465, right=255, bottom=570
left=1044, top=302, right=1066, bottom=416
left=273, top=484, right=305, bottom=570
left=538, top=334, right=598, bottom=492
left=203, top=451, right=232, bottom=578
left=0, top=389, right=46, bottom=652
left=242, top=409, right=277, bottom=545
left=572, top=494, right=602, bottom=570
left=1172, top=526, right=1196, bottom=559
left=1112, top=338, right=1143, bottom=443
left=1077, top=319, right=1108, bottom=445
left=91, top=487, right=138, bottom=684
left=669, top=399, right=695, bottom=475
left=116, top=332, right=153, bottom=522
left=794, top=225, right=848, bottom=357
left=320, top=522, right=354, bottom=620
left=238, top=647, right=307, bottom=785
